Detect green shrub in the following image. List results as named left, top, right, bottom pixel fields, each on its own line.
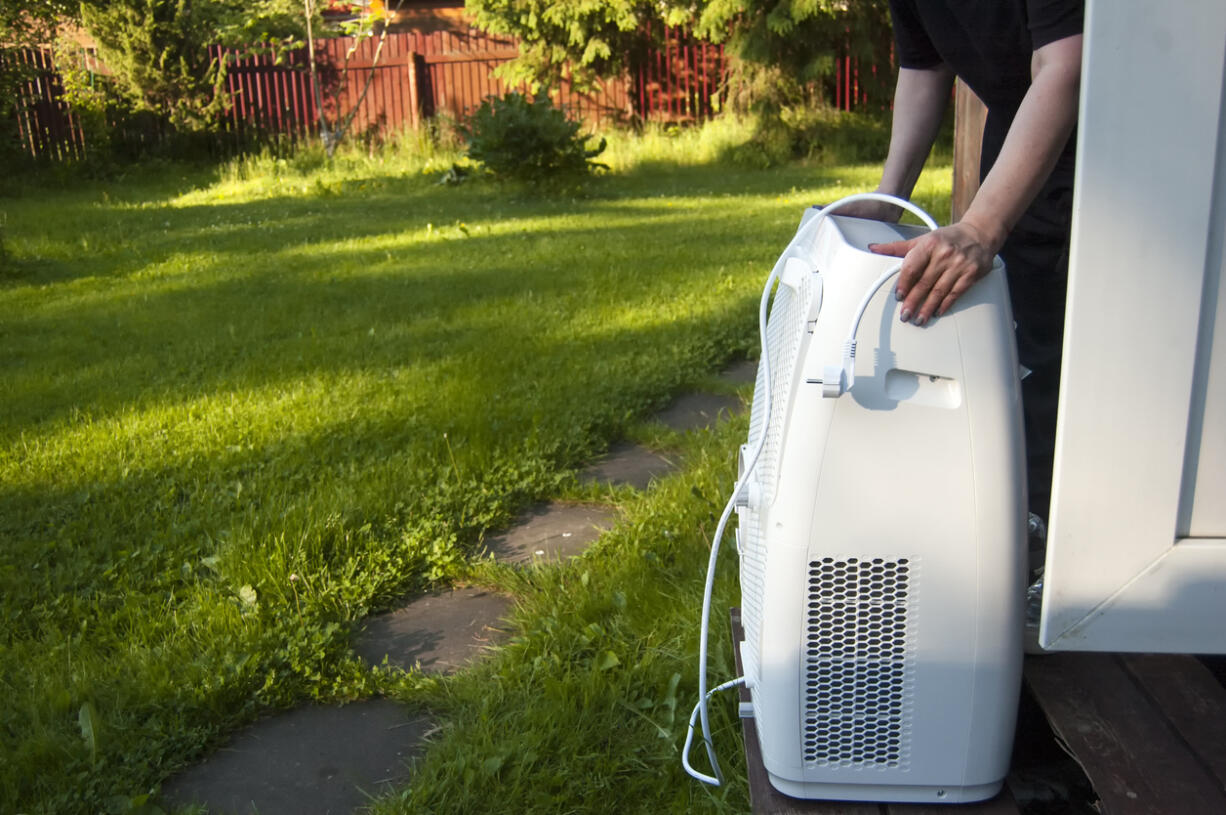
left=463, top=91, right=606, bottom=182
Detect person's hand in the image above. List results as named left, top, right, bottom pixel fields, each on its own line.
left=868, top=221, right=1000, bottom=326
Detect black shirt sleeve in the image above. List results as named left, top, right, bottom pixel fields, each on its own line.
left=888, top=0, right=943, bottom=69
left=1027, top=0, right=1084, bottom=49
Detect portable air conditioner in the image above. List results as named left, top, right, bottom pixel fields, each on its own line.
left=735, top=202, right=1024, bottom=799
left=683, top=195, right=1025, bottom=804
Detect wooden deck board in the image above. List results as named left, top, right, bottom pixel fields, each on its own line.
left=1024, top=652, right=1226, bottom=815
left=1119, top=653, right=1226, bottom=792
left=728, top=607, right=1226, bottom=815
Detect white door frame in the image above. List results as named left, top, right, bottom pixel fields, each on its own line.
left=1040, top=0, right=1226, bottom=652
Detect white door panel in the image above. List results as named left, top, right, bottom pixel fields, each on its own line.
left=1040, top=0, right=1226, bottom=652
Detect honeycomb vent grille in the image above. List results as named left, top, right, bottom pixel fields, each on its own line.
left=803, top=557, right=916, bottom=770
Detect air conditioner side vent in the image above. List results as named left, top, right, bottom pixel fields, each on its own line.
left=802, top=557, right=918, bottom=770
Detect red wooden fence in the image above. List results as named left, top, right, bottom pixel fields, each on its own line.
left=637, top=23, right=727, bottom=121
left=3, top=48, right=86, bottom=161
left=214, top=26, right=641, bottom=146
left=6, top=25, right=886, bottom=160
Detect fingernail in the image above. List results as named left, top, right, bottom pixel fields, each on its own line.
left=894, top=287, right=904, bottom=301
left=915, top=313, right=927, bottom=327
left=868, top=243, right=879, bottom=250
left=900, top=308, right=911, bottom=323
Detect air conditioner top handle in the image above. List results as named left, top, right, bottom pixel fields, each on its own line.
left=806, top=195, right=938, bottom=398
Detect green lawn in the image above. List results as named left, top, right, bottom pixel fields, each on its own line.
left=0, top=123, right=952, bottom=813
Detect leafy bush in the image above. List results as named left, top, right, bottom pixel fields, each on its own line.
left=463, top=92, right=606, bottom=182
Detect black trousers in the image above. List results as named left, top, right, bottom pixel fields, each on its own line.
left=998, top=171, right=1074, bottom=522
left=981, top=110, right=1075, bottom=520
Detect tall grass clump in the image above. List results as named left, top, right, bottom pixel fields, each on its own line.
left=599, top=117, right=763, bottom=171
left=600, top=106, right=941, bottom=174
left=211, top=121, right=469, bottom=200
left=372, top=418, right=753, bottom=814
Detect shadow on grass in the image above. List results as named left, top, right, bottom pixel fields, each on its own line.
left=0, top=149, right=911, bottom=634
left=1, top=167, right=815, bottom=434
left=2, top=164, right=805, bottom=641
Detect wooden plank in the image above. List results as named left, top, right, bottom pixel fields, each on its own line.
left=384, top=36, right=401, bottom=133
left=951, top=79, right=986, bottom=222
left=1119, top=654, right=1226, bottom=792
left=1025, top=653, right=1226, bottom=814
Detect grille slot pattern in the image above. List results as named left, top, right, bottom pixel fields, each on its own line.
left=755, top=274, right=812, bottom=503
left=737, top=510, right=766, bottom=682
left=803, top=557, right=916, bottom=769
left=741, top=273, right=815, bottom=683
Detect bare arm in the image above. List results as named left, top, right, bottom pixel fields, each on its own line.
left=959, top=35, right=1083, bottom=253
left=840, top=65, right=955, bottom=221
left=874, top=34, right=1083, bottom=325
left=878, top=65, right=957, bottom=207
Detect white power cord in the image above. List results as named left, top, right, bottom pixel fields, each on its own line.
left=821, top=262, right=904, bottom=397
left=682, top=192, right=938, bottom=786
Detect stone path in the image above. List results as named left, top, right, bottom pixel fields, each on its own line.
left=161, top=701, right=433, bottom=815
left=653, top=391, right=744, bottom=433
left=579, top=441, right=677, bottom=489
left=481, top=502, right=618, bottom=564
left=354, top=587, right=515, bottom=672
left=162, top=361, right=755, bottom=814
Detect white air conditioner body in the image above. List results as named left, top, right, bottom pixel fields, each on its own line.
left=736, top=210, right=1026, bottom=803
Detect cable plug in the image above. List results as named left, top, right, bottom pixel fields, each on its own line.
left=821, top=340, right=857, bottom=398
left=820, top=365, right=847, bottom=398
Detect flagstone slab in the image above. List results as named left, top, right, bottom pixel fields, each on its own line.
left=578, top=442, right=676, bottom=490
left=353, top=587, right=513, bottom=673
left=720, top=358, right=760, bottom=386
left=654, top=392, right=743, bottom=432
left=161, top=700, right=430, bottom=815
left=483, top=502, right=617, bottom=564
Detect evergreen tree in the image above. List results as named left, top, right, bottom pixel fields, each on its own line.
left=695, top=0, right=892, bottom=81
left=78, top=0, right=304, bottom=132
left=466, top=0, right=892, bottom=110
left=465, top=0, right=692, bottom=91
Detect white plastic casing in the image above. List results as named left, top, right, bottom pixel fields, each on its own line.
left=737, top=212, right=1026, bottom=803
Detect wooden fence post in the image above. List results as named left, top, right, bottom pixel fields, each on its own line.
left=407, top=51, right=420, bottom=129
left=952, top=79, right=987, bottom=222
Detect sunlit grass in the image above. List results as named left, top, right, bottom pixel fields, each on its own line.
left=0, top=117, right=950, bottom=813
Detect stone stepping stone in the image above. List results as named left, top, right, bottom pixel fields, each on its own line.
left=353, top=586, right=513, bottom=673
left=162, top=699, right=430, bottom=815
left=483, top=502, right=617, bottom=564
left=579, top=441, right=676, bottom=490
left=719, top=358, right=760, bottom=386
left=654, top=392, right=743, bottom=432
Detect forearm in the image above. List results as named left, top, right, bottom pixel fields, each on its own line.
left=961, top=35, right=1083, bottom=252
left=877, top=65, right=956, bottom=200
